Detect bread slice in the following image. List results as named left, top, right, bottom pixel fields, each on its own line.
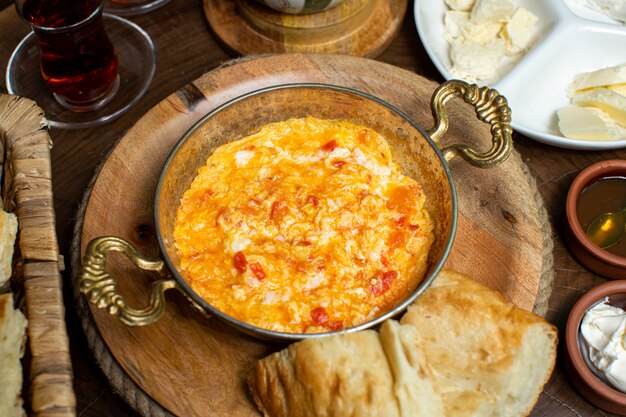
left=248, top=320, right=446, bottom=417
left=0, top=210, right=18, bottom=291
left=400, top=269, right=557, bottom=417
left=378, top=320, right=445, bottom=416
left=248, top=330, right=403, bottom=417
left=0, top=293, right=28, bottom=417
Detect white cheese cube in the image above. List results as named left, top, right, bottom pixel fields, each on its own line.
left=464, top=22, right=503, bottom=44
left=444, top=11, right=471, bottom=42
left=471, top=0, right=513, bottom=23
left=501, top=7, right=539, bottom=55
left=445, top=10, right=503, bottom=44
left=450, top=38, right=506, bottom=83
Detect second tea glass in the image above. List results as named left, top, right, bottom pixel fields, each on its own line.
left=7, top=0, right=156, bottom=128
left=15, top=0, right=120, bottom=112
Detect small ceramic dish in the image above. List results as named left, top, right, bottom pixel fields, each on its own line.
left=563, top=160, right=626, bottom=279
left=563, top=280, right=626, bottom=415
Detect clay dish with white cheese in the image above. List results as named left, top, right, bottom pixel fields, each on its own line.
left=563, top=280, right=626, bottom=416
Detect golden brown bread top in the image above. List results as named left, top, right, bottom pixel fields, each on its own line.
left=401, top=269, right=558, bottom=417
left=401, top=269, right=554, bottom=369
left=248, top=330, right=402, bottom=417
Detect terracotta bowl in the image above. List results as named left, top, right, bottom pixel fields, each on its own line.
left=563, top=160, right=626, bottom=279
left=563, top=280, right=626, bottom=415
left=79, top=82, right=513, bottom=341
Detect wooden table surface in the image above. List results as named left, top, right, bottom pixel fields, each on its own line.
left=0, top=0, right=624, bottom=416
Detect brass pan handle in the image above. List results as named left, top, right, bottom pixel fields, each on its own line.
left=426, top=79, right=513, bottom=168
left=79, top=236, right=205, bottom=326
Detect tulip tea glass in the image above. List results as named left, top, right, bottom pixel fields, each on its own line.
left=17, top=0, right=119, bottom=111
left=7, top=0, right=156, bottom=128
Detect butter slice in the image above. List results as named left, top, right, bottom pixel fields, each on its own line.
left=450, top=37, right=505, bottom=83
left=445, top=0, right=475, bottom=11
left=568, top=64, right=626, bottom=97
left=471, top=0, right=513, bottom=23
left=572, top=88, right=626, bottom=127
left=501, top=7, right=538, bottom=55
left=557, top=106, right=626, bottom=141
left=608, top=84, right=626, bottom=95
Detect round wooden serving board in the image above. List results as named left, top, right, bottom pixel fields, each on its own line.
left=202, top=0, right=406, bottom=57
left=75, top=54, right=550, bottom=417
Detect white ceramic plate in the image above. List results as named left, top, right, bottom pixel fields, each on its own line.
left=414, top=0, right=626, bottom=150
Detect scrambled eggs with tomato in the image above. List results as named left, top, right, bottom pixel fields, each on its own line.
left=174, top=117, right=434, bottom=333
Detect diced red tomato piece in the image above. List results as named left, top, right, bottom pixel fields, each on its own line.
left=198, top=189, right=214, bottom=202
left=249, top=262, right=266, bottom=280
left=380, top=254, right=391, bottom=269
left=332, top=160, right=346, bottom=168
left=270, top=200, right=289, bottom=222
left=327, top=320, right=344, bottom=331
left=233, top=251, right=247, bottom=274
left=322, top=140, right=338, bottom=152
left=306, top=195, right=319, bottom=206
left=311, top=307, right=329, bottom=325
left=369, top=270, right=397, bottom=296
left=382, top=270, right=397, bottom=286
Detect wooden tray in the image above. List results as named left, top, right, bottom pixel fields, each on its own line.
left=0, top=95, right=76, bottom=417
left=74, top=54, right=551, bottom=416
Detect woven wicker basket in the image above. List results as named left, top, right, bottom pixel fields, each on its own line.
left=0, top=94, right=76, bottom=417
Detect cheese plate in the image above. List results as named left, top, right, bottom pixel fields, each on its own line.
left=414, top=0, right=626, bottom=150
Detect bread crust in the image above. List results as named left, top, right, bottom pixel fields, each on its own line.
left=248, top=330, right=401, bottom=417
left=0, top=210, right=17, bottom=291
left=401, top=269, right=558, bottom=417
left=0, top=293, right=28, bottom=417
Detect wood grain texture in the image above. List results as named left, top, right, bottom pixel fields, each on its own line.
left=0, top=95, right=76, bottom=417
left=203, top=0, right=406, bottom=57
left=77, top=54, right=547, bottom=416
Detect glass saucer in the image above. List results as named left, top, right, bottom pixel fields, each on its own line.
left=104, top=0, right=171, bottom=16
left=5, top=14, right=156, bottom=129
